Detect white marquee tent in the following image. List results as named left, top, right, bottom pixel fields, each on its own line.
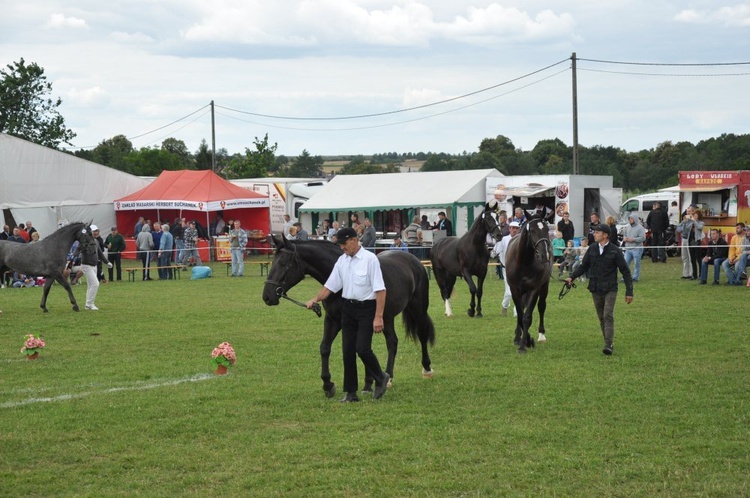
left=0, top=133, right=150, bottom=238
left=299, top=168, right=505, bottom=236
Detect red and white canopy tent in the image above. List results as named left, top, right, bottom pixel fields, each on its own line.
left=114, top=170, right=270, bottom=238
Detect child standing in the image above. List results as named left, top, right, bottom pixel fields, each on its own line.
left=552, top=230, right=565, bottom=264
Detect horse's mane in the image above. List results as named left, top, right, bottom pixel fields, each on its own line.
left=47, top=222, right=87, bottom=240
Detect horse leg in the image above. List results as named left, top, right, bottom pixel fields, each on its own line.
left=56, top=274, right=80, bottom=312
left=519, top=292, right=539, bottom=352
left=475, top=271, right=487, bottom=318
left=320, top=318, right=340, bottom=398
left=379, top=317, right=398, bottom=388
left=537, top=281, right=550, bottom=342
left=511, top=293, right=524, bottom=347
left=442, top=273, right=457, bottom=317
left=461, top=270, right=478, bottom=317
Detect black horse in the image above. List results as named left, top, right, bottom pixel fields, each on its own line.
left=0, top=222, right=95, bottom=312
left=505, top=213, right=553, bottom=353
left=262, top=236, right=436, bottom=398
left=429, top=202, right=503, bottom=318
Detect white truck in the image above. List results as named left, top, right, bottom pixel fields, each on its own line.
left=486, top=174, right=622, bottom=239
left=229, top=178, right=327, bottom=235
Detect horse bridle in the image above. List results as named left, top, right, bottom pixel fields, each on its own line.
left=264, top=246, right=322, bottom=317
left=483, top=212, right=503, bottom=241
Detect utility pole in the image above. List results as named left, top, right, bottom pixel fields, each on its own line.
left=571, top=52, right=579, bottom=175
left=211, top=100, right=216, bottom=172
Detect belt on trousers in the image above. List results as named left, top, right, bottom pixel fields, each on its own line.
left=344, top=299, right=375, bottom=304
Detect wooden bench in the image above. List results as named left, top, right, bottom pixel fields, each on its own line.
left=125, top=265, right=183, bottom=282
left=225, top=261, right=271, bottom=276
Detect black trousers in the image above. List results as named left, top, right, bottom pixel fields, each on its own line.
left=108, top=253, right=122, bottom=281
left=651, top=231, right=666, bottom=262
left=341, top=300, right=385, bottom=394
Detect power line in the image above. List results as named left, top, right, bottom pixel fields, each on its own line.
left=215, top=58, right=570, bottom=121
left=579, top=67, right=750, bottom=77
left=216, top=67, right=569, bottom=132
left=577, top=58, right=750, bottom=67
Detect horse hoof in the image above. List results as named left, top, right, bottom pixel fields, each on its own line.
left=467, top=309, right=475, bottom=317
left=324, top=384, right=337, bottom=399
left=421, top=368, right=434, bottom=379
left=538, top=333, right=547, bottom=343
left=517, top=349, right=527, bottom=354
left=476, top=312, right=483, bottom=318
left=387, top=378, right=393, bottom=388
left=513, top=339, right=520, bottom=347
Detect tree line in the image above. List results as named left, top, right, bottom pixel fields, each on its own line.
left=3, top=57, right=750, bottom=193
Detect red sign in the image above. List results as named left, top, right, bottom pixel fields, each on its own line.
left=679, top=171, right=740, bottom=187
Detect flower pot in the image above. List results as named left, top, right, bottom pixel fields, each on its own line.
left=214, top=364, right=228, bottom=375
left=26, top=352, right=39, bottom=361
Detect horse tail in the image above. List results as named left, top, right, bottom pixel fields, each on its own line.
left=402, top=262, right=436, bottom=346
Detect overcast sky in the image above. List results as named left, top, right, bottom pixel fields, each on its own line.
left=2, top=1, right=749, bottom=157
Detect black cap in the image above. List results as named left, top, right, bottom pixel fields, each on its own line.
left=335, top=227, right=358, bottom=244
left=591, top=223, right=610, bottom=234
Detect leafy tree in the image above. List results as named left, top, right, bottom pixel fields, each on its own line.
left=123, top=147, right=184, bottom=176
left=283, top=149, right=324, bottom=177
left=161, top=137, right=192, bottom=169
left=339, top=157, right=398, bottom=174
left=479, top=135, right=516, bottom=157
left=222, top=133, right=277, bottom=179
left=0, top=58, right=76, bottom=148
left=91, top=134, right=134, bottom=171
left=195, top=139, right=212, bottom=170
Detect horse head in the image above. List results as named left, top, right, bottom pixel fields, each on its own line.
left=481, top=202, right=503, bottom=241
left=262, top=236, right=307, bottom=305
left=523, top=215, right=552, bottom=264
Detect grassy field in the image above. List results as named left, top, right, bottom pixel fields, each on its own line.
left=0, top=257, right=748, bottom=497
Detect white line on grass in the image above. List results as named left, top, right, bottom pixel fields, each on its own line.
left=0, top=373, right=216, bottom=409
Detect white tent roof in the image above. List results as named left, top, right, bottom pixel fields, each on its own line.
left=0, top=133, right=150, bottom=238
left=300, top=169, right=504, bottom=212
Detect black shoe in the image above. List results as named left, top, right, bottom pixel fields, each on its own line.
left=603, top=345, right=613, bottom=356
left=373, top=373, right=390, bottom=399
left=339, top=393, right=360, bottom=403
left=712, top=281, right=719, bottom=286
left=681, top=276, right=691, bottom=279
left=698, top=280, right=706, bottom=285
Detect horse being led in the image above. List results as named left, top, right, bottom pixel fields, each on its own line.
left=262, top=236, right=436, bottom=398
left=505, top=213, right=553, bottom=353
left=0, top=222, right=95, bottom=312
left=429, top=202, right=503, bottom=317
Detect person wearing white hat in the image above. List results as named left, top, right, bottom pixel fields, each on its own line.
left=75, top=225, right=112, bottom=310
left=491, top=221, right=521, bottom=317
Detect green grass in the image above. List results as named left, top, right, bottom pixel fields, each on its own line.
left=0, top=257, right=748, bottom=497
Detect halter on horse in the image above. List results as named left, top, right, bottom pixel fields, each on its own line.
left=505, top=213, right=553, bottom=353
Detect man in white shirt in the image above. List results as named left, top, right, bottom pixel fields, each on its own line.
left=492, top=221, right=520, bottom=316
left=306, top=227, right=390, bottom=402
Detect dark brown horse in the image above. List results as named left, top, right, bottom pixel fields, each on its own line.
left=262, top=236, right=436, bottom=398
left=505, top=213, right=553, bottom=353
left=429, top=202, right=503, bottom=317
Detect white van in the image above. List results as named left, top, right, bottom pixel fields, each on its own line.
left=620, top=191, right=680, bottom=224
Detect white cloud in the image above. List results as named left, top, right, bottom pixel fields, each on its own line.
left=402, top=87, right=445, bottom=107
left=110, top=31, right=154, bottom=44
left=44, top=13, right=88, bottom=29
left=675, top=5, right=750, bottom=26
left=67, top=86, right=109, bottom=107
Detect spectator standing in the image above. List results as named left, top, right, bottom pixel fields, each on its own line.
left=282, top=214, right=294, bottom=238
left=158, top=224, right=174, bottom=280
left=92, top=226, right=107, bottom=283
left=433, top=212, right=453, bottom=236
left=587, top=212, right=601, bottom=246
left=25, top=221, right=37, bottom=238
left=0, top=224, right=10, bottom=240
left=8, top=227, right=25, bottom=243
left=305, top=227, right=390, bottom=402
left=556, top=211, right=575, bottom=244
left=389, top=235, right=408, bottom=251
left=512, top=207, right=526, bottom=226
left=172, top=218, right=185, bottom=266
left=182, top=221, right=202, bottom=268
left=328, top=221, right=339, bottom=240
left=151, top=222, right=162, bottom=268
left=621, top=214, right=646, bottom=282
left=294, top=222, right=309, bottom=240
left=404, top=216, right=423, bottom=259
left=566, top=224, right=634, bottom=356
left=18, top=223, right=30, bottom=242
left=646, top=202, right=669, bottom=263
left=606, top=215, right=619, bottom=247
left=229, top=220, right=248, bottom=277
left=134, top=216, right=144, bottom=238
left=668, top=201, right=680, bottom=225
left=136, top=224, right=154, bottom=280
left=420, top=215, right=430, bottom=230
left=494, top=221, right=521, bottom=316
left=105, top=226, right=126, bottom=281
left=552, top=231, right=565, bottom=263
left=731, top=226, right=750, bottom=285
left=360, top=218, right=377, bottom=249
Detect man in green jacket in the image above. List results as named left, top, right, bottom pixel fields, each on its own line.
left=105, top=226, right=127, bottom=281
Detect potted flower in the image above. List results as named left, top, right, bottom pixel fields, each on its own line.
left=21, top=334, right=46, bottom=360
left=211, top=342, right=236, bottom=375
